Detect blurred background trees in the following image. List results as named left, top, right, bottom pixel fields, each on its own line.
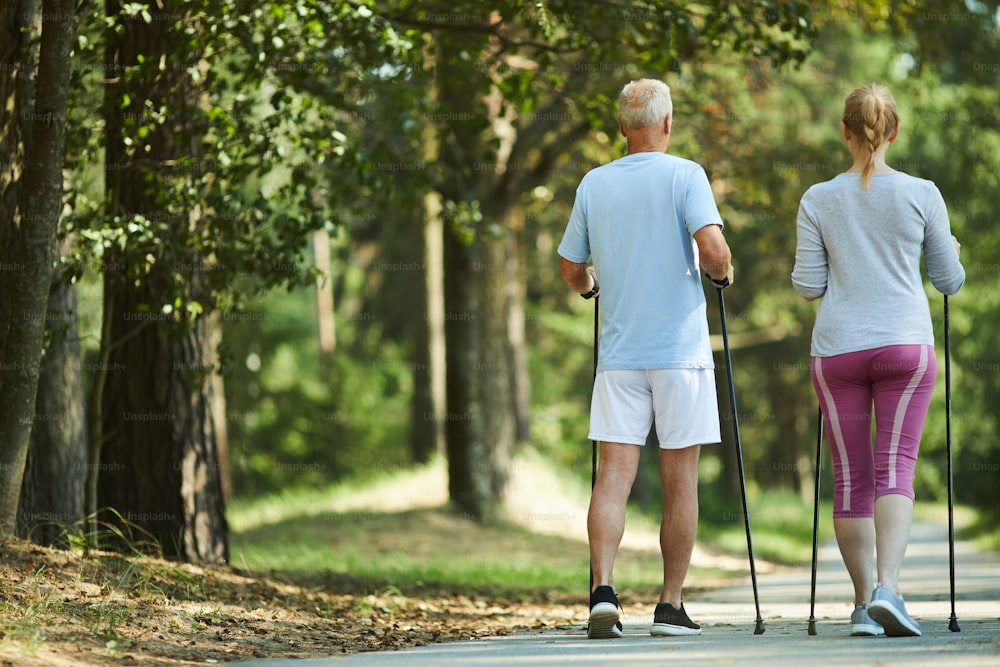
left=2, top=0, right=999, bottom=560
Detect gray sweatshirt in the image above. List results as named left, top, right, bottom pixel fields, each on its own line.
left=792, top=172, right=965, bottom=357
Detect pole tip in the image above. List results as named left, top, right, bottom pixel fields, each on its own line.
left=807, top=620, right=817, bottom=635
left=754, top=620, right=766, bottom=635
left=949, top=616, right=961, bottom=632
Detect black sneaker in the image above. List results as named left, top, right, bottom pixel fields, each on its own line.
left=650, top=601, right=702, bottom=636
left=588, top=585, right=623, bottom=639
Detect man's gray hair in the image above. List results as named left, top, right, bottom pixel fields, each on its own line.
left=618, top=79, right=673, bottom=130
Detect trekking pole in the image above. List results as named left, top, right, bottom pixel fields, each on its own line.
left=591, top=296, right=599, bottom=489
left=808, top=406, right=823, bottom=635
left=716, top=287, right=765, bottom=635
left=589, top=295, right=599, bottom=594
left=944, top=295, right=961, bottom=632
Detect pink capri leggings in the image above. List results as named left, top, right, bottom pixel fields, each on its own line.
left=811, top=345, right=937, bottom=519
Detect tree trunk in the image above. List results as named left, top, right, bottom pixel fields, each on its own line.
left=443, top=227, right=515, bottom=522
left=478, top=233, right=516, bottom=507
left=408, top=192, right=442, bottom=464
left=97, top=285, right=228, bottom=561
left=443, top=227, right=481, bottom=517
left=407, top=164, right=453, bottom=465
left=424, top=201, right=447, bottom=460
left=0, top=0, right=77, bottom=538
left=96, top=0, right=227, bottom=562
left=18, top=256, right=87, bottom=546
left=0, top=1, right=29, bottom=257
left=410, top=57, right=445, bottom=464
left=503, top=209, right=531, bottom=445
left=313, top=228, right=336, bottom=359
left=435, top=34, right=519, bottom=521
left=0, top=0, right=29, bottom=538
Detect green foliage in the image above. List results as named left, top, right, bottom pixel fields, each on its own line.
left=56, top=0, right=1000, bottom=527
left=699, top=489, right=834, bottom=564
left=63, top=0, right=417, bottom=320
left=210, top=0, right=828, bottom=495
left=223, top=283, right=412, bottom=496
left=308, top=1, right=999, bottom=523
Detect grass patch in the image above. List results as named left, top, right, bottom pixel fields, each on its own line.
left=227, top=458, right=447, bottom=534
left=0, top=566, right=54, bottom=656
left=230, top=459, right=996, bottom=597
left=230, top=505, right=661, bottom=597
left=227, top=455, right=749, bottom=602
left=698, top=489, right=835, bottom=565
left=916, top=502, right=1000, bottom=551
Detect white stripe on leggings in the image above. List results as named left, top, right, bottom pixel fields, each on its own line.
left=887, top=345, right=930, bottom=489
left=813, top=359, right=853, bottom=513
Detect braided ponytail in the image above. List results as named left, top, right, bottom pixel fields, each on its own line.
left=842, top=84, right=899, bottom=190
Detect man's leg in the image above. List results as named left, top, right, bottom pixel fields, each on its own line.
left=588, top=441, right=641, bottom=592
left=658, top=444, right=701, bottom=606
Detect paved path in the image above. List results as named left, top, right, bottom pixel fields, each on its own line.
left=231, top=522, right=1000, bottom=666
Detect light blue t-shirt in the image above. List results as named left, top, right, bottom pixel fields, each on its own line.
left=558, top=152, right=724, bottom=371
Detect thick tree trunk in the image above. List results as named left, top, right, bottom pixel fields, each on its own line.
left=96, top=0, right=227, bottom=562
left=478, top=234, right=516, bottom=507
left=0, top=1, right=29, bottom=538
left=443, top=228, right=515, bottom=522
left=443, top=228, right=481, bottom=516
left=98, top=284, right=228, bottom=561
left=18, top=259, right=87, bottom=546
left=0, top=0, right=77, bottom=538
left=433, top=32, right=520, bottom=520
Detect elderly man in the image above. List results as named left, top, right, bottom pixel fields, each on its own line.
left=558, top=78, right=734, bottom=639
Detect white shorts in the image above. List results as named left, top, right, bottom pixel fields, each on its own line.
left=588, top=369, right=722, bottom=449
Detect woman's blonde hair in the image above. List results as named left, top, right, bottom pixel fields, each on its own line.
left=842, top=83, right=899, bottom=190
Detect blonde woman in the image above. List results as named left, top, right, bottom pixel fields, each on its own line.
left=792, top=83, right=965, bottom=637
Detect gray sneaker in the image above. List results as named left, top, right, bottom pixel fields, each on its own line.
left=868, top=585, right=921, bottom=637
left=850, top=604, right=884, bottom=636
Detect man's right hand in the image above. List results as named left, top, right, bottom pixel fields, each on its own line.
left=694, top=224, right=733, bottom=289
left=707, top=265, right=734, bottom=288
